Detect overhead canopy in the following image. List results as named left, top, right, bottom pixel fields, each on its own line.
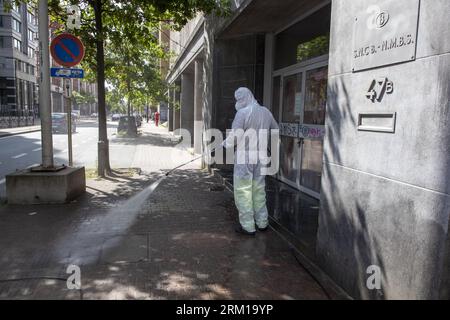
left=219, top=0, right=330, bottom=38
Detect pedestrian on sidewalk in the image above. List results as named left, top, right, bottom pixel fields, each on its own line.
left=223, top=87, right=279, bottom=236
left=154, top=111, right=160, bottom=127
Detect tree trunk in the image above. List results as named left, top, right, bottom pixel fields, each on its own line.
left=126, top=59, right=131, bottom=117
left=94, top=0, right=111, bottom=176
left=127, top=81, right=131, bottom=117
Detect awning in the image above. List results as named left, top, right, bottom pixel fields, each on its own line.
left=219, top=0, right=331, bottom=38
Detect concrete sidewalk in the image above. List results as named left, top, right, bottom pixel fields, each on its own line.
left=0, top=124, right=41, bottom=138
left=0, top=123, right=330, bottom=300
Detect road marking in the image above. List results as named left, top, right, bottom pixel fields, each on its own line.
left=12, top=153, right=27, bottom=159
left=32, top=147, right=42, bottom=152
left=0, top=178, right=5, bottom=185
left=26, top=163, right=39, bottom=169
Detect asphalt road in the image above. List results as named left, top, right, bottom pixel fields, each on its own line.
left=0, top=119, right=123, bottom=199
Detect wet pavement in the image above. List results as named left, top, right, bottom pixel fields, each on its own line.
left=214, top=165, right=320, bottom=260
left=266, top=178, right=320, bottom=260
left=0, top=124, right=330, bottom=300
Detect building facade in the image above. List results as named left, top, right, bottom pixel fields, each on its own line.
left=0, top=0, right=38, bottom=128
left=163, top=0, right=449, bottom=299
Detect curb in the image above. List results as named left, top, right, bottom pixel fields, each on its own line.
left=0, top=128, right=41, bottom=138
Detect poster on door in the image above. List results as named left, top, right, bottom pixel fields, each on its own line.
left=294, top=93, right=303, bottom=116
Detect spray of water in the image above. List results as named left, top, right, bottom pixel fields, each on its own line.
left=52, top=150, right=210, bottom=265
left=50, top=175, right=167, bottom=265
left=119, top=175, right=167, bottom=213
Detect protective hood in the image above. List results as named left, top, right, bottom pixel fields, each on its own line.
left=234, top=87, right=258, bottom=111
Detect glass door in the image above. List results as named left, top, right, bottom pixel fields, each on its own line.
left=276, top=62, right=328, bottom=199
left=299, top=66, right=328, bottom=196
left=278, top=72, right=303, bottom=189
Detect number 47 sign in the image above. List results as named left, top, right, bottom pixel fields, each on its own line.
left=366, top=77, right=394, bottom=103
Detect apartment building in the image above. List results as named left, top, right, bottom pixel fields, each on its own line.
left=0, top=0, right=38, bottom=127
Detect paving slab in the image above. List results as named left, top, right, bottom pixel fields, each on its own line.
left=0, top=123, right=330, bottom=300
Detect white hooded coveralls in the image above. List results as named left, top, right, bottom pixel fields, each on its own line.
left=223, top=87, right=279, bottom=232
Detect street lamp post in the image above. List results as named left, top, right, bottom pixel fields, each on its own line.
left=38, top=0, right=54, bottom=168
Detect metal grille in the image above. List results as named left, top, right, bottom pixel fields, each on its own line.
left=0, top=105, right=36, bottom=128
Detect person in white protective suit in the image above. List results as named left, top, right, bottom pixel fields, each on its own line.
left=223, top=87, right=279, bottom=236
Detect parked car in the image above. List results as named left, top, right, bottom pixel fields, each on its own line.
left=52, top=113, right=76, bottom=134
left=111, top=114, right=121, bottom=121
left=91, top=113, right=98, bottom=117
left=117, top=116, right=137, bottom=136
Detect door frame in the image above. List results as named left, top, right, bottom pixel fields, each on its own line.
left=274, top=56, right=328, bottom=199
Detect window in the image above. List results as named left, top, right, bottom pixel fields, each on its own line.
left=13, top=38, right=22, bottom=51
left=282, top=73, right=302, bottom=123
left=274, top=4, right=331, bottom=70
left=303, top=67, right=328, bottom=125
left=12, top=3, right=20, bottom=12
left=28, top=29, right=35, bottom=41
left=0, top=15, right=4, bottom=27
left=12, top=18, right=21, bottom=33
left=0, top=36, right=11, bottom=48
left=27, top=12, right=36, bottom=25
left=27, top=46, right=34, bottom=58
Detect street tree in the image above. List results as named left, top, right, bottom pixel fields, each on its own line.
left=30, top=0, right=230, bottom=176
left=105, top=88, right=125, bottom=114
left=106, top=40, right=163, bottom=118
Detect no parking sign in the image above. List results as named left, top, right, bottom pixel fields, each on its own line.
left=50, top=33, right=85, bottom=68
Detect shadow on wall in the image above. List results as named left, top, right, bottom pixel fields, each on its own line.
left=317, top=76, right=387, bottom=300
left=438, top=69, right=450, bottom=299
left=318, top=68, right=450, bottom=300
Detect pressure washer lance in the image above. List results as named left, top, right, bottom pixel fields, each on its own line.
left=165, top=147, right=218, bottom=177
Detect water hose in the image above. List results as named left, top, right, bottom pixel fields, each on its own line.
left=165, top=147, right=217, bottom=177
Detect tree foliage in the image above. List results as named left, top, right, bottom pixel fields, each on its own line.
left=21, top=0, right=230, bottom=175
left=72, top=90, right=96, bottom=105
left=105, top=88, right=125, bottom=114
left=297, top=34, right=330, bottom=63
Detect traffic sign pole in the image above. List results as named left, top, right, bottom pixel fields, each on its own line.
left=65, top=79, right=73, bottom=167
left=50, top=32, right=85, bottom=168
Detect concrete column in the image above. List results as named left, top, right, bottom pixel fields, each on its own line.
left=173, top=83, right=181, bottom=132
left=180, top=73, right=194, bottom=146
left=167, top=89, right=174, bottom=132
left=193, top=60, right=204, bottom=154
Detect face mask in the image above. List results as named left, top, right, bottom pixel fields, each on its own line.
left=235, top=99, right=247, bottom=111
left=234, top=88, right=257, bottom=111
